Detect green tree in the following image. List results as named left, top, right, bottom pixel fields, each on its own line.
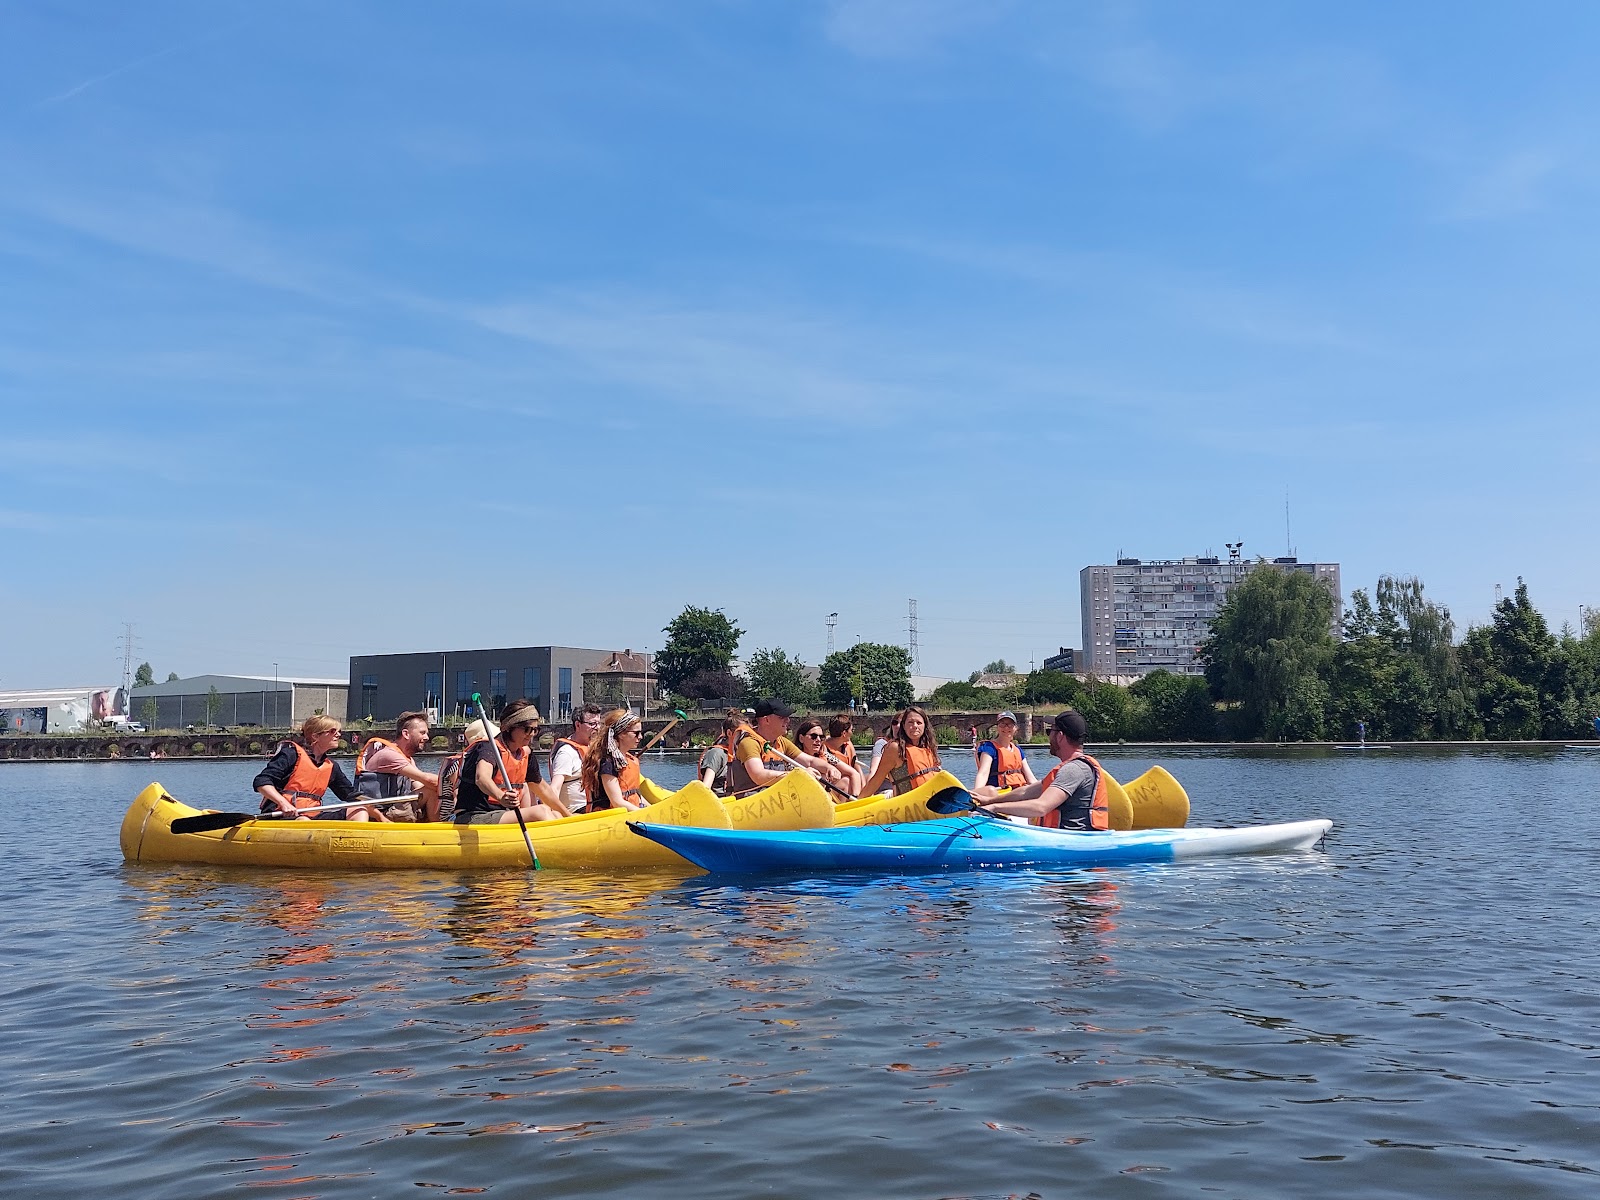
left=165, top=672, right=179, bottom=682
left=1200, top=563, right=1337, bottom=740
left=1075, top=679, right=1137, bottom=741
left=204, top=685, right=223, bottom=728
left=926, top=680, right=994, bottom=709
left=819, top=643, right=911, bottom=710
left=655, top=606, right=742, bottom=693
left=1129, top=671, right=1216, bottom=740
left=134, top=662, right=155, bottom=688
left=1017, top=670, right=1083, bottom=707
left=1459, top=579, right=1559, bottom=739
left=138, top=698, right=158, bottom=730
left=744, top=647, right=819, bottom=708
left=983, top=659, right=1014, bottom=674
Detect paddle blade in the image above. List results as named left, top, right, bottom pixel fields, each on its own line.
left=926, top=786, right=977, bottom=815
left=171, top=811, right=255, bottom=834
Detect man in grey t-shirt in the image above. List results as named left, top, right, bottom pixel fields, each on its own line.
left=972, top=710, right=1102, bottom=829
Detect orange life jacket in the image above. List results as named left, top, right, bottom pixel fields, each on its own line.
left=1036, top=750, right=1109, bottom=831
left=727, top=725, right=794, bottom=795
left=593, top=753, right=642, bottom=809
left=698, top=731, right=735, bottom=791
left=354, top=736, right=416, bottom=800
left=548, top=736, right=585, bottom=776
left=486, top=735, right=529, bottom=800
left=281, top=741, right=334, bottom=810
left=888, top=743, right=941, bottom=796
left=826, top=739, right=857, bottom=767
left=983, top=741, right=1027, bottom=789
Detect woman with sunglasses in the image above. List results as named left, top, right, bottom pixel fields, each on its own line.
left=581, top=708, right=651, bottom=811
left=857, top=705, right=943, bottom=798
left=796, top=717, right=864, bottom=798
left=452, top=698, right=562, bottom=825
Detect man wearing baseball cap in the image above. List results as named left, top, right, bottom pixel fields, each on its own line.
left=726, top=698, right=845, bottom=795
left=972, top=709, right=1108, bottom=830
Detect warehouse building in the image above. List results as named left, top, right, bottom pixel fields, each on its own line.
left=129, top=675, right=347, bottom=730
left=347, top=646, right=612, bottom=725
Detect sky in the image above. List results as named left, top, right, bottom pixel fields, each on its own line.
left=4, top=1, right=1600, bottom=689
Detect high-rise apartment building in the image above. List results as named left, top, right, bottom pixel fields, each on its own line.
left=1081, top=555, right=1341, bottom=677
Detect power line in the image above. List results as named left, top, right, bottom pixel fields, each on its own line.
left=907, top=599, right=919, bottom=673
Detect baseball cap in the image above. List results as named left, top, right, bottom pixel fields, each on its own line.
left=753, top=698, right=794, bottom=719
left=1052, top=710, right=1089, bottom=743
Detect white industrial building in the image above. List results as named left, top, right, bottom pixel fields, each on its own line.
left=0, top=686, right=126, bottom=733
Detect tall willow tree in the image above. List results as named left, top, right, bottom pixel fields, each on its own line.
left=1200, top=565, right=1337, bottom=740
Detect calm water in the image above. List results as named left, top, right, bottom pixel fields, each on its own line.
left=2, top=747, right=1597, bottom=1198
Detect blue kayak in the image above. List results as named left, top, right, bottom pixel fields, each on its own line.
left=627, top=814, right=1332, bottom=874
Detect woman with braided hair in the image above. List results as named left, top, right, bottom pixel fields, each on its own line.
left=581, top=708, right=653, bottom=811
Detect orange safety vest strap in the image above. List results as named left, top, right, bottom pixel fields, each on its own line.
left=888, top=744, right=940, bottom=796
left=1036, top=751, right=1108, bottom=831
left=488, top=736, right=529, bottom=794
left=283, top=741, right=334, bottom=809
left=548, top=737, right=584, bottom=775
left=994, top=743, right=1027, bottom=789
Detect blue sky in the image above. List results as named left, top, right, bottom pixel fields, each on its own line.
left=4, top=1, right=1599, bottom=689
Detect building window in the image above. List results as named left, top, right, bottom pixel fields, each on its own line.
left=456, top=670, right=475, bottom=714
left=489, top=668, right=508, bottom=714
left=361, top=674, right=378, bottom=719
left=558, top=667, right=573, bottom=720
left=423, top=671, right=441, bottom=712
left=524, top=667, right=542, bottom=716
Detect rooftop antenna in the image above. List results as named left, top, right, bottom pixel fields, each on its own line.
left=826, top=612, right=838, bottom=656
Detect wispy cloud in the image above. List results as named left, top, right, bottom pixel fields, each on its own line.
left=1445, top=147, right=1565, bottom=221
left=466, top=292, right=933, bottom=423
left=823, top=0, right=1007, bottom=58
left=33, top=28, right=231, bottom=108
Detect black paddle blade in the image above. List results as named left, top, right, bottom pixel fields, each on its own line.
left=171, top=811, right=256, bottom=834
left=926, top=786, right=978, bottom=815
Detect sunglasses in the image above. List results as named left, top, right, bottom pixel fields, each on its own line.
left=801, top=730, right=824, bottom=739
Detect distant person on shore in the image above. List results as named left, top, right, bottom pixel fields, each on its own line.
left=254, top=715, right=359, bottom=820
left=1593, top=714, right=1600, bottom=738
left=451, top=699, right=562, bottom=825
left=973, top=710, right=1108, bottom=830
left=698, top=709, right=744, bottom=794
left=796, top=717, right=864, bottom=798
left=857, top=705, right=942, bottom=798
left=974, top=711, right=1037, bottom=792
left=548, top=704, right=603, bottom=816
left=582, top=709, right=651, bottom=811
left=726, top=700, right=843, bottom=795
left=352, top=711, right=441, bottom=822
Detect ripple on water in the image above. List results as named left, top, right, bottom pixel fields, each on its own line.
left=2, top=755, right=1599, bottom=1197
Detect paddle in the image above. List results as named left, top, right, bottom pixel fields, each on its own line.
left=925, top=785, right=986, bottom=816
left=640, top=708, right=691, bottom=752
left=172, top=795, right=418, bottom=834
left=473, top=692, right=540, bottom=871
left=754, top=737, right=856, bottom=802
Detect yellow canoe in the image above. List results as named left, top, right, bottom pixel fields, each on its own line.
left=830, top=764, right=1190, bottom=830
left=1124, top=764, right=1190, bottom=829
left=832, top=770, right=968, bottom=826
left=640, top=770, right=838, bottom=830
left=119, top=780, right=730, bottom=871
